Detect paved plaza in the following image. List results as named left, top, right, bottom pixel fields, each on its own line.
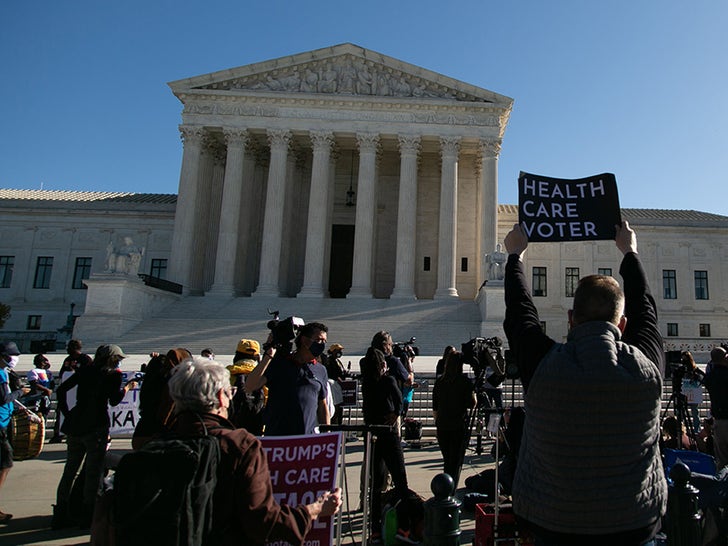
left=0, top=433, right=496, bottom=546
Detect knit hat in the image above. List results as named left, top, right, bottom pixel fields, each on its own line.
left=236, top=339, right=260, bottom=357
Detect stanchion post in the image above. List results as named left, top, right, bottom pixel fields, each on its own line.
left=423, top=473, right=461, bottom=546
left=666, top=461, right=702, bottom=546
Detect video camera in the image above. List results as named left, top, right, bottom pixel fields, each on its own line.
left=264, top=309, right=305, bottom=352
left=665, top=350, right=704, bottom=384
left=392, top=337, right=420, bottom=361
left=461, top=336, right=510, bottom=387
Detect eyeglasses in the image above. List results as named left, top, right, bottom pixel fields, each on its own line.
left=227, top=386, right=238, bottom=398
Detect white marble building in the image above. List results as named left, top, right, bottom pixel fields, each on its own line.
left=166, top=43, right=513, bottom=301
left=1, top=44, right=727, bottom=356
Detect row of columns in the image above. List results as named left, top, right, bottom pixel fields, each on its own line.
left=168, top=125, right=501, bottom=299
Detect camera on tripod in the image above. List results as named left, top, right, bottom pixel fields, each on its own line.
left=461, top=337, right=508, bottom=387
left=392, top=337, right=419, bottom=361
left=264, top=309, right=305, bottom=352
left=665, top=350, right=704, bottom=385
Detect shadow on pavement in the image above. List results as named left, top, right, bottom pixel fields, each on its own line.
left=0, top=515, right=89, bottom=546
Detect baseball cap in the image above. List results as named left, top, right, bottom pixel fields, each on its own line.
left=96, top=344, right=127, bottom=360
left=0, top=341, right=20, bottom=356
left=236, top=339, right=260, bottom=357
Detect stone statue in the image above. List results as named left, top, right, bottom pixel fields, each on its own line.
left=486, top=243, right=507, bottom=281
left=105, top=236, right=145, bottom=276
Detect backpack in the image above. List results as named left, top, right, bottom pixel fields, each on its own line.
left=381, top=488, right=425, bottom=544
left=231, top=374, right=265, bottom=435
left=112, top=430, right=221, bottom=546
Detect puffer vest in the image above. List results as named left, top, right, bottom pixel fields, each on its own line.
left=513, top=321, right=667, bottom=534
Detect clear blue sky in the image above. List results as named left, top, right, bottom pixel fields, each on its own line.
left=2, top=1, right=727, bottom=214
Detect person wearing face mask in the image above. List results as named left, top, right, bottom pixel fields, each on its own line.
left=245, top=322, right=331, bottom=436
left=0, top=340, right=26, bottom=523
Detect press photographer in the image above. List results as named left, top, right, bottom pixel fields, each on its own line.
left=244, top=316, right=331, bottom=436
left=665, top=350, right=705, bottom=436
left=393, top=337, right=419, bottom=420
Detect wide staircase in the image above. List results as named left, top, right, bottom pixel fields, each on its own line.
left=92, top=295, right=491, bottom=356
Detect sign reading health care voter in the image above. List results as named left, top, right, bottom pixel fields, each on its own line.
left=261, top=432, right=341, bottom=546
left=518, top=172, right=621, bottom=242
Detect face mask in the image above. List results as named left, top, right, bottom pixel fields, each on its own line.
left=334, top=351, right=343, bottom=359
left=6, top=355, right=19, bottom=369
left=309, top=341, right=326, bottom=358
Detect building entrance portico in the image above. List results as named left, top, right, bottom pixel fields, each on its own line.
left=167, top=43, right=513, bottom=301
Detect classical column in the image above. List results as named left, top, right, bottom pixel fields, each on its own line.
left=391, top=135, right=421, bottom=299
left=434, top=136, right=461, bottom=299
left=253, top=129, right=291, bottom=296
left=478, top=138, right=501, bottom=284
left=208, top=128, right=248, bottom=296
left=348, top=133, right=379, bottom=298
left=168, top=125, right=205, bottom=292
left=298, top=131, right=334, bottom=297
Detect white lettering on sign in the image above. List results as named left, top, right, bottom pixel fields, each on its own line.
left=522, top=177, right=606, bottom=199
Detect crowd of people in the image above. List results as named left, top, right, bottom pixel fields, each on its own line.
left=2, top=221, right=728, bottom=543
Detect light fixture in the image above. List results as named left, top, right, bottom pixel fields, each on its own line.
left=346, top=149, right=356, bottom=207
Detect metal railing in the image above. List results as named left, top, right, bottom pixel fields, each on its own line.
left=137, top=274, right=183, bottom=294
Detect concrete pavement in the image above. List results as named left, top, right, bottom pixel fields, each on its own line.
left=0, top=434, right=497, bottom=546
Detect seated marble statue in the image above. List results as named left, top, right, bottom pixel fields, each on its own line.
left=486, top=244, right=507, bottom=281
left=105, top=237, right=145, bottom=276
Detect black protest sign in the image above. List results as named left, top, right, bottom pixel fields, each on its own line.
left=518, top=172, right=621, bottom=242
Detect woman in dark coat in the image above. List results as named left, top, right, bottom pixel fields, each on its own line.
left=432, top=350, right=476, bottom=488
left=360, top=346, right=410, bottom=542
left=132, top=347, right=191, bottom=449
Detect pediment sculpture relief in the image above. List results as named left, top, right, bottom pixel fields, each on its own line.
left=197, top=55, right=488, bottom=103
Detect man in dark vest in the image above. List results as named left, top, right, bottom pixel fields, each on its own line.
left=503, top=221, right=666, bottom=545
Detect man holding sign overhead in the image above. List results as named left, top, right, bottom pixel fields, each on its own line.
left=503, top=212, right=666, bottom=545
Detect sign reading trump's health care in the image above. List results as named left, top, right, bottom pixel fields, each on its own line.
left=518, top=172, right=622, bottom=242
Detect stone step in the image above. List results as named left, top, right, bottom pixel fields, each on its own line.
left=88, top=295, right=489, bottom=356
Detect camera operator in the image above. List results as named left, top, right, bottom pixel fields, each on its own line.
left=704, top=346, right=728, bottom=470
left=370, top=331, right=411, bottom=396
left=244, top=322, right=331, bottom=436
left=676, top=351, right=705, bottom=434
left=503, top=221, right=666, bottom=546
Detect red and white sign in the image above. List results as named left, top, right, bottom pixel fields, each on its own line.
left=260, top=432, right=342, bottom=546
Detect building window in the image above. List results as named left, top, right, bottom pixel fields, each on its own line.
left=27, top=315, right=42, bottom=330
left=532, top=267, right=547, bottom=297
left=597, top=268, right=612, bottom=277
left=461, top=257, right=468, bottom=272
left=149, top=258, right=168, bottom=279
left=0, top=256, right=13, bottom=288
left=695, top=271, right=709, bottom=300
left=663, top=270, right=677, bottom=299
left=423, top=257, right=431, bottom=272
left=72, top=257, right=92, bottom=289
left=565, top=267, right=580, bottom=297
left=699, top=324, right=711, bottom=337
left=33, top=256, right=53, bottom=289
left=667, top=323, right=678, bottom=337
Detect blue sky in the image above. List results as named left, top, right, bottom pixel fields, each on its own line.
left=2, top=1, right=727, bottom=214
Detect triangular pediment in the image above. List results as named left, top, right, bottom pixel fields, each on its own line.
left=169, top=43, right=512, bottom=107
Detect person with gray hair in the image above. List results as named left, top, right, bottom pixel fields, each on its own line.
left=166, top=357, right=342, bottom=545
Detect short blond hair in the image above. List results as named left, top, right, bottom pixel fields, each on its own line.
left=571, top=275, right=625, bottom=326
